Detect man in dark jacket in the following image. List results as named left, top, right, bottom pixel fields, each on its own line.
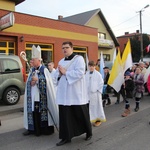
left=102, top=67, right=111, bottom=107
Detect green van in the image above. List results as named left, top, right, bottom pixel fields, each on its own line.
left=0, top=54, right=25, bottom=105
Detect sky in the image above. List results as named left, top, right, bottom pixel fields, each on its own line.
left=16, top=0, right=150, bottom=37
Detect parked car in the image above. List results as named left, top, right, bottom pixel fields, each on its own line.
left=0, top=54, right=25, bottom=105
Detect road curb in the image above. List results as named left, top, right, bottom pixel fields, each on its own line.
left=0, top=106, right=23, bottom=116
left=0, top=96, right=24, bottom=116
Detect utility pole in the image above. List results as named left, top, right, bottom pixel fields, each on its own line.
left=137, top=4, right=149, bottom=62
left=139, top=10, right=143, bottom=61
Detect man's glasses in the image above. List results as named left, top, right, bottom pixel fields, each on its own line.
left=62, top=47, right=70, bottom=49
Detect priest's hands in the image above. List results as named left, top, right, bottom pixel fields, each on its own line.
left=31, top=80, right=36, bottom=86
left=31, top=76, right=38, bottom=86
left=58, top=65, right=66, bottom=75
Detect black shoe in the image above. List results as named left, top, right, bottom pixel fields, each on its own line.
left=35, top=132, right=41, bottom=137
left=134, top=107, right=139, bottom=112
left=147, top=93, right=150, bottom=96
left=56, top=139, right=71, bottom=146
left=23, top=130, right=31, bottom=136
left=106, top=101, right=111, bottom=105
left=106, top=102, right=111, bottom=105
left=85, top=134, right=92, bottom=141
left=115, top=100, right=119, bottom=104
left=106, top=98, right=111, bottom=105
left=103, top=100, right=106, bottom=107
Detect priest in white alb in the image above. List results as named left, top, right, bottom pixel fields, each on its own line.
left=54, top=41, right=92, bottom=146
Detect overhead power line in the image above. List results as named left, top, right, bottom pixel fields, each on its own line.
left=113, top=24, right=139, bottom=32
left=112, top=14, right=138, bottom=28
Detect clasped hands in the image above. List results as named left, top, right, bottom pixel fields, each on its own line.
left=31, top=76, right=38, bottom=86
left=58, top=65, right=66, bottom=76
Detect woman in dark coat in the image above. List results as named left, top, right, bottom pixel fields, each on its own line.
left=133, top=66, right=145, bottom=112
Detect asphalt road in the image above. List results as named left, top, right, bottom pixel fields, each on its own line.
left=0, top=94, right=150, bottom=150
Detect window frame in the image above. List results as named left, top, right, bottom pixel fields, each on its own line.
left=0, top=41, right=15, bottom=54
left=25, top=42, right=54, bottom=73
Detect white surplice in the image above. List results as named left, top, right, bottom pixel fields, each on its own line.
left=50, top=68, right=57, bottom=91
left=54, top=55, right=88, bottom=105
left=50, top=68, right=56, bottom=84
left=24, top=66, right=59, bottom=129
left=85, top=70, right=106, bottom=123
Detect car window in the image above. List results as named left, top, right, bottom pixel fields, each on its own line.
left=2, top=59, right=20, bottom=73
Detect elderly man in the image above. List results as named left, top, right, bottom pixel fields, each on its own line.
left=139, top=62, right=147, bottom=75
left=55, top=41, right=92, bottom=146
left=23, top=45, right=59, bottom=136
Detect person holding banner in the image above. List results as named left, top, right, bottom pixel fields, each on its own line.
left=23, top=45, right=59, bottom=136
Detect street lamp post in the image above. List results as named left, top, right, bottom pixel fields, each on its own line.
left=137, top=4, right=149, bottom=62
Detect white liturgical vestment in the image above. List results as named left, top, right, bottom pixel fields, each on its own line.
left=55, top=55, right=88, bottom=106
left=85, top=69, right=106, bottom=122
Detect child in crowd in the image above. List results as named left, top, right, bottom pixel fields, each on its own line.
left=121, top=71, right=134, bottom=117
left=85, top=61, right=106, bottom=126
left=102, top=67, right=111, bottom=107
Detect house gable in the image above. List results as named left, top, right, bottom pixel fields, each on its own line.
left=86, top=14, right=112, bottom=40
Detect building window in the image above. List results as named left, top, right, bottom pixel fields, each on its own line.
left=0, top=41, right=15, bottom=54
left=73, top=46, right=89, bottom=70
left=103, top=54, right=110, bottom=61
left=98, top=32, right=106, bottom=39
left=25, top=43, right=53, bottom=72
left=73, top=46, right=88, bottom=60
left=0, top=42, right=6, bottom=47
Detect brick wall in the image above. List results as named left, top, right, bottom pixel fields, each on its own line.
left=0, top=9, right=98, bottom=68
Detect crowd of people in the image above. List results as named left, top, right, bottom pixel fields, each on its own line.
left=22, top=41, right=150, bottom=146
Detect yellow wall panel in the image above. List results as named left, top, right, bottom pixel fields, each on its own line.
left=0, top=1, right=15, bottom=11
left=5, top=24, right=98, bottom=42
